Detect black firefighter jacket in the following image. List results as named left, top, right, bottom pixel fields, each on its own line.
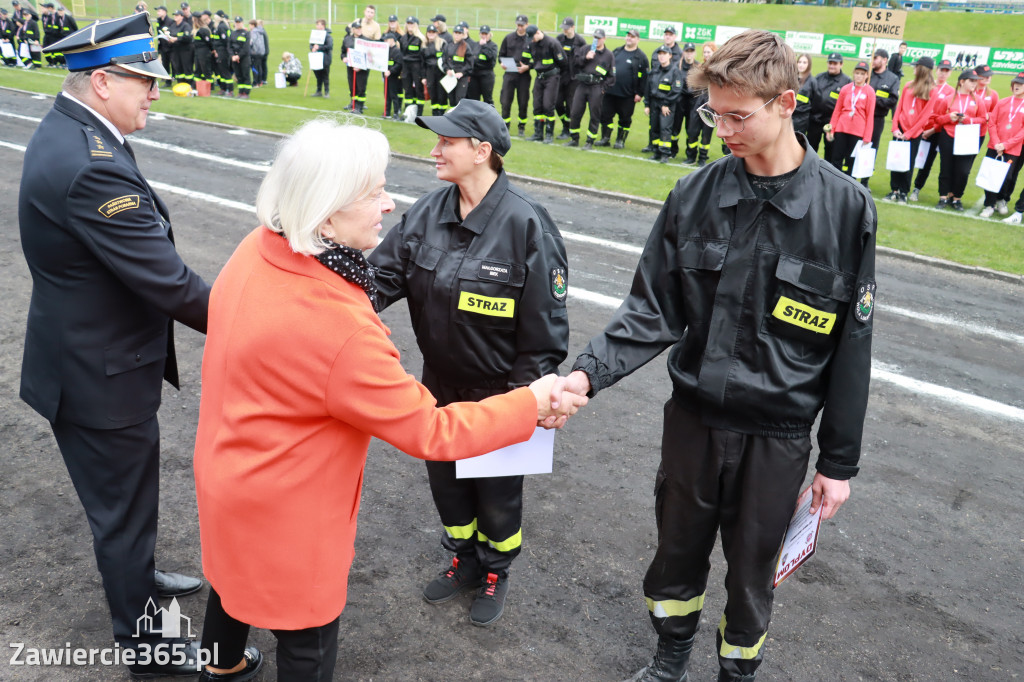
left=370, top=170, right=569, bottom=389
left=573, top=136, right=876, bottom=480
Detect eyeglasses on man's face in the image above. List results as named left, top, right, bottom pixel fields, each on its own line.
left=696, top=94, right=781, bottom=133
left=103, top=69, right=159, bottom=92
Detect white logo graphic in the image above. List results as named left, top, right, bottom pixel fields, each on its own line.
left=134, top=597, right=196, bottom=639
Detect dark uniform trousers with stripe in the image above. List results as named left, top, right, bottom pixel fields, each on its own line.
left=570, top=82, right=605, bottom=141
left=500, top=71, right=532, bottom=128
left=532, top=69, right=560, bottom=127
left=644, top=400, right=810, bottom=678
left=421, top=365, right=524, bottom=576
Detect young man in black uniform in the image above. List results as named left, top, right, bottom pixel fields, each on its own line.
left=40, top=2, right=58, bottom=66
left=210, top=9, right=231, bottom=94
left=524, top=24, right=564, bottom=143
left=17, top=8, right=41, bottom=68
left=498, top=14, right=531, bottom=135
left=369, top=99, right=569, bottom=628
left=399, top=17, right=425, bottom=115
left=0, top=9, right=15, bottom=67
left=679, top=43, right=705, bottom=161
left=467, top=25, right=497, bottom=105
left=443, top=24, right=476, bottom=108
left=555, top=16, right=586, bottom=139
left=168, top=9, right=193, bottom=87
left=644, top=45, right=683, bottom=163
left=341, top=21, right=368, bottom=112
left=644, top=27, right=683, bottom=152
left=598, top=28, right=647, bottom=148
left=227, top=15, right=251, bottom=98
left=550, top=30, right=875, bottom=682
left=51, top=6, right=77, bottom=65
left=154, top=5, right=173, bottom=81
left=22, top=15, right=210, bottom=677
left=566, top=28, right=615, bottom=150
left=867, top=48, right=900, bottom=187
left=807, top=52, right=851, bottom=160
left=382, top=31, right=403, bottom=118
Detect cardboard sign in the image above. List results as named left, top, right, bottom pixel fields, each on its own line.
left=850, top=8, right=907, bottom=40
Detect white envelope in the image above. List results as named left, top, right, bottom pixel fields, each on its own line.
left=455, top=427, right=554, bottom=479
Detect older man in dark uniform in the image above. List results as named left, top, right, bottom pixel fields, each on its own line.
left=20, top=14, right=210, bottom=678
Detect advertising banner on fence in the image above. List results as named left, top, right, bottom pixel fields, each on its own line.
left=942, top=44, right=991, bottom=70
left=990, top=48, right=1024, bottom=73
left=650, top=19, right=682, bottom=38
left=785, top=31, right=824, bottom=55
left=715, top=25, right=750, bottom=45
left=823, top=34, right=861, bottom=58
left=682, top=22, right=716, bottom=43
left=905, top=41, right=944, bottom=62
left=857, top=37, right=903, bottom=59
left=616, top=18, right=650, bottom=39
left=584, top=15, right=617, bottom=36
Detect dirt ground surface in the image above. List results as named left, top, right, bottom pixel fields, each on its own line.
left=0, top=88, right=1022, bottom=681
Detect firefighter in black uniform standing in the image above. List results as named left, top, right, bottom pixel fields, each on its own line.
left=168, top=9, right=193, bottom=87
left=678, top=43, right=702, bottom=161
left=382, top=31, right=403, bottom=119
left=644, top=45, right=683, bottom=163
left=807, top=52, right=852, bottom=160
left=525, top=24, right=564, bottom=144
left=467, top=25, right=497, bottom=105
left=566, top=28, right=615, bottom=150
left=211, top=9, right=231, bottom=95
left=0, top=9, right=15, bottom=67
left=193, top=11, right=214, bottom=85
left=52, top=5, right=77, bottom=65
left=227, top=16, right=251, bottom=99
left=443, top=24, right=476, bottom=108
left=368, top=99, right=569, bottom=628
left=40, top=2, right=58, bottom=66
left=642, top=27, right=683, bottom=153
left=422, top=25, right=447, bottom=115
left=17, top=8, right=41, bottom=68
left=598, top=28, right=647, bottom=149
left=400, top=17, right=425, bottom=116
left=342, top=21, right=369, bottom=113
left=550, top=30, right=875, bottom=682
left=555, top=17, right=586, bottom=140
left=498, top=14, right=531, bottom=136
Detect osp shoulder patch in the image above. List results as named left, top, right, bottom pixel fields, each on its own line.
left=98, top=195, right=141, bottom=218
left=854, top=281, right=876, bottom=323
left=551, top=267, right=567, bottom=301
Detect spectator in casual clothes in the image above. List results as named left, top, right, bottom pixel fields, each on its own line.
left=309, top=18, right=332, bottom=98
left=248, top=19, right=268, bottom=86
left=278, top=50, right=302, bottom=85
left=888, top=41, right=907, bottom=81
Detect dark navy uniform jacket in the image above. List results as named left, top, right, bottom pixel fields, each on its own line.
left=18, top=94, right=209, bottom=430
left=369, top=170, right=568, bottom=389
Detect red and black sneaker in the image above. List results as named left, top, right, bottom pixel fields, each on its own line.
left=469, top=572, right=509, bottom=626
left=422, top=556, right=482, bottom=604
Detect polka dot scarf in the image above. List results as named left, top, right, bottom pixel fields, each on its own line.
left=315, top=241, right=380, bottom=310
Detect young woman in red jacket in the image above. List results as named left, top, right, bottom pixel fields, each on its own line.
left=825, top=60, right=875, bottom=175
left=930, top=69, right=988, bottom=210
left=975, top=64, right=999, bottom=148
left=907, top=59, right=955, bottom=201
left=982, top=72, right=1024, bottom=218
left=886, top=56, right=935, bottom=203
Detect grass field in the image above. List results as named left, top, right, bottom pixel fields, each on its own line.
left=4, top=2, right=1024, bottom=274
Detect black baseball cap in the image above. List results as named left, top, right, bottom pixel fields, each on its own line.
left=515, top=14, right=528, bottom=25
left=560, top=17, right=574, bottom=28
left=479, top=25, right=491, bottom=33
left=525, top=24, right=538, bottom=37
left=958, top=68, right=979, bottom=81
left=655, top=45, right=672, bottom=55
left=350, top=20, right=361, bottom=28
left=974, top=64, right=993, bottom=78
left=41, top=3, right=55, bottom=8
left=172, top=10, right=182, bottom=16
left=387, top=14, right=397, bottom=22
left=233, top=15, right=243, bottom=22
left=417, top=99, right=512, bottom=157
left=593, top=28, right=605, bottom=39
left=406, top=16, right=417, bottom=24
left=1011, top=71, right=1024, bottom=85
left=453, top=24, right=465, bottom=34
left=134, top=3, right=145, bottom=10
left=873, top=48, right=888, bottom=59
left=425, top=25, right=436, bottom=33
left=912, top=56, right=935, bottom=70
left=0, top=9, right=8, bottom=15
left=200, top=9, right=210, bottom=16
left=827, top=52, right=843, bottom=63
left=626, top=28, right=639, bottom=38
left=937, top=58, right=953, bottom=69
left=663, top=26, right=676, bottom=34
left=853, top=61, right=869, bottom=71
left=431, top=13, right=445, bottom=22
left=384, top=31, right=399, bottom=41
left=180, top=1, right=188, bottom=7
left=682, top=42, right=696, bottom=51
left=215, top=10, right=226, bottom=18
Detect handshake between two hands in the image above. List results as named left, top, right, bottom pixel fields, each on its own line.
left=528, top=370, right=593, bottom=430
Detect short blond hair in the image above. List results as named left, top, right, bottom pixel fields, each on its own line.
left=687, top=30, right=797, bottom=101
left=256, top=119, right=390, bottom=256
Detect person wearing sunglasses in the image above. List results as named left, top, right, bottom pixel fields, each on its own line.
left=19, top=14, right=211, bottom=679
left=549, top=30, right=876, bottom=682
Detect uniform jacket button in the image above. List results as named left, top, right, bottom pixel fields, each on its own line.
left=135, top=354, right=142, bottom=362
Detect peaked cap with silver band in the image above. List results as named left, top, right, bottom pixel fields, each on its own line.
left=44, top=13, right=169, bottom=78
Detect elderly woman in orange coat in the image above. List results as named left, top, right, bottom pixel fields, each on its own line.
left=192, top=119, right=586, bottom=682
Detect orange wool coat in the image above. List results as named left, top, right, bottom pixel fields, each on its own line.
left=194, top=227, right=537, bottom=630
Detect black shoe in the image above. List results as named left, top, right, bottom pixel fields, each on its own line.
left=557, top=129, right=570, bottom=140
left=423, top=556, right=483, bottom=604
left=469, top=572, right=509, bottom=626
left=530, top=128, right=545, bottom=142
left=155, top=570, right=203, bottom=598
left=198, top=647, right=263, bottom=682
left=518, top=124, right=526, bottom=137
left=625, top=635, right=694, bottom=682
left=583, top=140, right=594, bottom=150
left=716, top=672, right=756, bottom=682
left=682, top=157, right=697, bottom=166
left=936, top=197, right=949, bottom=209
left=951, top=198, right=964, bottom=211
left=595, top=137, right=611, bottom=147
left=640, top=145, right=654, bottom=153
left=564, top=138, right=579, bottom=147
left=657, top=155, right=669, bottom=164
left=128, top=641, right=200, bottom=679
left=696, top=159, right=707, bottom=168
left=311, top=91, right=323, bottom=97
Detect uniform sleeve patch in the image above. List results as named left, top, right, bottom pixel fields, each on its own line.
left=98, top=195, right=141, bottom=218
left=551, top=267, right=567, bottom=300
left=854, top=281, right=876, bottom=323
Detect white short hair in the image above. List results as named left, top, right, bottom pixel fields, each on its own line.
left=256, top=119, right=390, bottom=255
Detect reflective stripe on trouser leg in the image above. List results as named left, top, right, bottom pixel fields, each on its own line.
left=646, top=593, right=705, bottom=619
left=718, top=614, right=768, bottom=662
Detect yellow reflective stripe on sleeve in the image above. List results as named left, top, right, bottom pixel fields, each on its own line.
left=645, top=593, right=705, bottom=618
left=522, top=51, right=532, bottom=59
left=772, top=296, right=836, bottom=334
left=443, top=518, right=478, bottom=540
left=457, top=291, right=515, bottom=318
left=796, top=93, right=809, bottom=103
left=477, top=528, right=523, bottom=552
left=830, top=90, right=839, bottom=99
left=876, top=89, right=889, bottom=97
left=718, top=616, right=768, bottom=660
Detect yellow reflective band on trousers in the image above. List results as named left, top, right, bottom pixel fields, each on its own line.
left=444, top=518, right=478, bottom=540
left=718, top=615, right=768, bottom=660
left=477, top=528, right=522, bottom=552
left=645, top=593, right=705, bottom=618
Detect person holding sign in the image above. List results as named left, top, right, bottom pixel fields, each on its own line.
left=369, top=100, right=570, bottom=628
left=826, top=60, right=876, bottom=176
left=341, top=21, right=368, bottom=113
left=981, top=72, right=1024, bottom=218
left=550, top=30, right=875, bottom=682
left=193, top=120, right=585, bottom=682
left=308, top=19, right=332, bottom=98
left=886, top=56, right=935, bottom=203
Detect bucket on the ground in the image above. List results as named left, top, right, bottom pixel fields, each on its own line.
left=196, top=79, right=211, bottom=97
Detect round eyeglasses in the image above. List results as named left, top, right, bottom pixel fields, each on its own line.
left=696, top=94, right=781, bottom=133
